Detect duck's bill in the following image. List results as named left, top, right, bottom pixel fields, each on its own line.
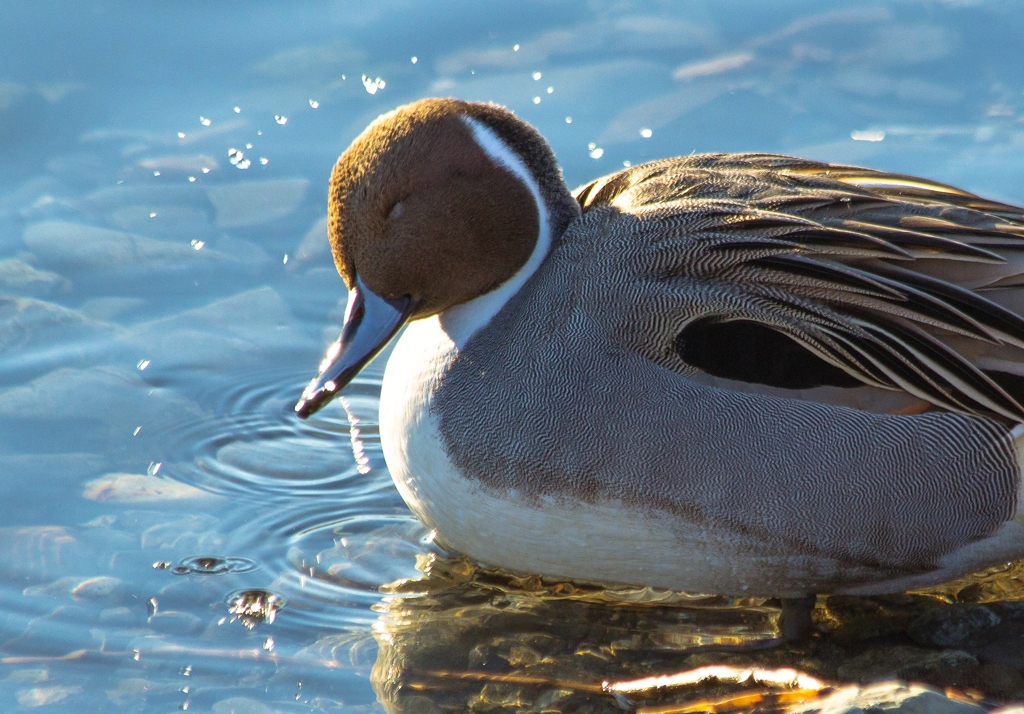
left=295, top=277, right=417, bottom=418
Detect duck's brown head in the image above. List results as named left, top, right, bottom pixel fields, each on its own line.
left=296, top=98, right=578, bottom=417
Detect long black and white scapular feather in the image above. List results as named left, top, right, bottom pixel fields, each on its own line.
left=575, top=153, right=1024, bottom=423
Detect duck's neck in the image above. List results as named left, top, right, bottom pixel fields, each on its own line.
left=436, top=117, right=552, bottom=348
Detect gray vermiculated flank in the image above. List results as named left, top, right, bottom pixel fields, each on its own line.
left=434, top=152, right=1023, bottom=572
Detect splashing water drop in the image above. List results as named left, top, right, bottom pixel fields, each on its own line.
left=533, top=96, right=541, bottom=104
left=199, top=116, right=211, bottom=126
left=623, top=160, right=632, bottom=167
left=547, top=86, right=553, bottom=94
left=309, top=99, right=319, bottom=108
left=137, top=359, right=150, bottom=370
left=177, top=132, right=185, bottom=139
left=149, top=212, right=157, bottom=218
left=532, top=71, right=542, bottom=80
left=188, top=176, right=196, bottom=182
left=283, top=254, right=289, bottom=265
left=153, top=171, right=161, bottom=176
left=233, top=106, right=241, bottom=114
left=259, top=157, right=268, bottom=165
left=147, top=461, right=161, bottom=476
left=274, top=115, right=288, bottom=125
left=201, top=167, right=210, bottom=174
left=410, top=56, right=418, bottom=64
left=565, top=116, right=572, bottom=124
left=640, top=128, right=653, bottom=138
left=513, top=44, right=520, bottom=51
left=191, top=239, right=205, bottom=250
left=588, top=143, right=604, bottom=159
left=361, top=75, right=386, bottom=94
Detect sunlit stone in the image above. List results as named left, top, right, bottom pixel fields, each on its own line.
left=82, top=473, right=212, bottom=503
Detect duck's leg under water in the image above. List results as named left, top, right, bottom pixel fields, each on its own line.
left=778, top=595, right=817, bottom=641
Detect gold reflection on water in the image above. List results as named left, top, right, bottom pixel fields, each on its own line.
left=371, top=554, right=1024, bottom=713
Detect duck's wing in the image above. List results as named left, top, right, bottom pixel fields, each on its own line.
left=574, top=153, right=1024, bottom=423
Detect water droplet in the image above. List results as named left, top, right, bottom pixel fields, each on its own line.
left=188, top=176, right=196, bottom=182
left=245, top=143, right=253, bottom=149
left=532, top=71, right=542, bottom=80
left=153, top=561, right=171, bottom=569
left=623, top=160, right=632, bottom=167
left=640, top=128, right=653, bottom=138
left=147, top=597, right=158, bottom=616
left=147, top=462, right=161, bottom=476
left=201, top=167, right=210, bottom=174
left=233, top=106, right=241, bottom=114
left=410, top=56, right=418, bottom=64
left=259, top=157, right=268, bottom=165
left=274, top=115, right=288, bottom=125
left=513, top=44, right=520, bottom=52
left=533, top=96, right=541, bottom=104
left=149, top=212, right=157, bottom=218
left=565, top=116, right=572, bottom=124
left=177, top=132, right=185, bottom=139
left=237, top=159, right=250, bottom=169
left=199, top=116, right=211, bottom=126
left=137, top=359, right=152, bottom=372
left=263, top=637, right=275, bottom=651
left=133, top=649, right=141, bottom=661
left=191, top=239, right=205, bottom=250
left=589, top=147, right=604, bottom=159
left=153, top=171, right=161, bottom=176
left=588, top=142, right=597, bottom=150
left=547, top=86, right=553, bottom=94
left=361, top=75, right=386, bottom=94
left=180, top=665, right=192, bottom=676
left=282, top=254, right=289, bottom=265
left=309, top=99, right=319, bottom=108
left=133, top=426, right=142, bottom=436
left=257, top=130, right=262, bottom=136
left=341, top=74, right=346, bottom=80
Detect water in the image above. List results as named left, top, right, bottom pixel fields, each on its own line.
left=3, top=1, right=1024, bottom=711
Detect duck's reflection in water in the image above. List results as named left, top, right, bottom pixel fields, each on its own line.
left=369, top=553, right=829, bottom=713
left=370, top=555, right=1024, bottom=712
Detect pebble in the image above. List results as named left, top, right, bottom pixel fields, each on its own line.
left=23, top=220, right=203, bottom=267
left=82, top=473, right=213, bottom=504
left=785, top=680, right=985, bottom=713
left=0, top=258, right=69, bottom=296
left=206, top=178, right=308, bottom=228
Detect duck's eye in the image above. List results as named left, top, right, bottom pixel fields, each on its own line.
left=387, top=201, right=405, bottom=220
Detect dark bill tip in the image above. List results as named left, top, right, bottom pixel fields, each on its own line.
left=295, top=277, right=416, bottom=419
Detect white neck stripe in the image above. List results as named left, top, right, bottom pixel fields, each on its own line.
left=435, top=116, right=551, bottom=348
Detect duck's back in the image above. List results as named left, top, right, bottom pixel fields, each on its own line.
left=432, top=153, right=1024, bottom=593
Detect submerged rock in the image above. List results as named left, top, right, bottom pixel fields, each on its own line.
left=206, top=178, right=308, bottom=228
left=786, top=680, right=985, bottom=713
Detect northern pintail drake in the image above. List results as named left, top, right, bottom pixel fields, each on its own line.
left=296, top=98, right=1024, bottom=598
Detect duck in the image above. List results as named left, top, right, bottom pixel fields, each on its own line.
left=295, top=97, right=1024, bottom=602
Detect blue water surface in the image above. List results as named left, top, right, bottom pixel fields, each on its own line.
left=2, top=1, right=1024, bottom=711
